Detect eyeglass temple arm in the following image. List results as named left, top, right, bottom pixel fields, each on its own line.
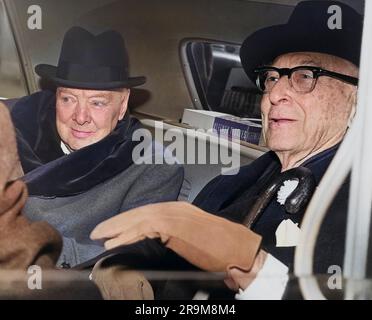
left=319, top=69, right=358, bottom=85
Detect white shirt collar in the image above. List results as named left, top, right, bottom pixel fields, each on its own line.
left=60, top=141, right=72, bottom=155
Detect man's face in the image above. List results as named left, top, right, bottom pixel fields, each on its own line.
left=260, top=52, right=358, bottom=161
left=56, top=87, right=130, bottom=151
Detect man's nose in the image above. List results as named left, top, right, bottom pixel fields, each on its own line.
left=73, top=103, right=91, bottom=125
left=268, top=76, right=292, bottom=105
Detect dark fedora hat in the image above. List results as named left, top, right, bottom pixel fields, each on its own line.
left=240, top=0, right=363, bottom=83
left=35, top=26, right=146, bottom=90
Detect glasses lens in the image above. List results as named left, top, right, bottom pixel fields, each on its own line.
left=291, top=69, right=316, bottom=93
left=256, top=69, right=279, bottom=93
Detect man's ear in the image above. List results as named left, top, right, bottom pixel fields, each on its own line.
left=118, top=89, right=130, bottom=120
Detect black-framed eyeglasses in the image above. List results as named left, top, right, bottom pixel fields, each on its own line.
left=254, top=66, right=358, bottom=94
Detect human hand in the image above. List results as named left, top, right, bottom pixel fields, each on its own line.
left=91, top=201, right=262, bottom=272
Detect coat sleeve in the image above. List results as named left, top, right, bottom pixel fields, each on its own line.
left=55, top=164, right=184, bottom=268
left=118, top=163, right=184, bottom=212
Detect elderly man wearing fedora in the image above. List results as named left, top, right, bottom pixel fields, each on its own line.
left=91, top=0, right=362, bottom=299
left=7, top=27, right=184, bottom=268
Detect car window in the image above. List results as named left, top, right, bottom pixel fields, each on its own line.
left=182, top=39, right=261, bottom=118
left=0, top=0, right=27, bottom=99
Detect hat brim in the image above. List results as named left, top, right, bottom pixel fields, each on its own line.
left=240, top=24, right=361, bottom=83
left=35, top=64, right=146, bottom=90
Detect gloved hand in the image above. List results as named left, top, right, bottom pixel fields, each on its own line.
left=91, top=201, right=262, bottom=272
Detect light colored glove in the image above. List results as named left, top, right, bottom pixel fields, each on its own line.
left=91, top=256, right=154, bottom=300
left=91, top=201, right=262, bottom=272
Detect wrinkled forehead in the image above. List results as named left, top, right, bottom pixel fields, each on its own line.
left=57, top=87, right=128, bottom=98
left=271, top=52, right=356, bottom=74
left=272, top=52, right=321, bottom=67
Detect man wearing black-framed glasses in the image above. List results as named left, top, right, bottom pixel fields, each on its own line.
left=92, top=49, right=360, bottom=300
left=252, top=51, right=358, bottom=171
left=89, top=1, right=363, bottom=301
left=193, top=0, right=361, bottom=299
left=223, top=0, right=362, bottom=298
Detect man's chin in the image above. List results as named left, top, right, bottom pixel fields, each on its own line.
left=67, top=139, right=98, bottom=151
left=267, top=140, right=296, bottom=153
